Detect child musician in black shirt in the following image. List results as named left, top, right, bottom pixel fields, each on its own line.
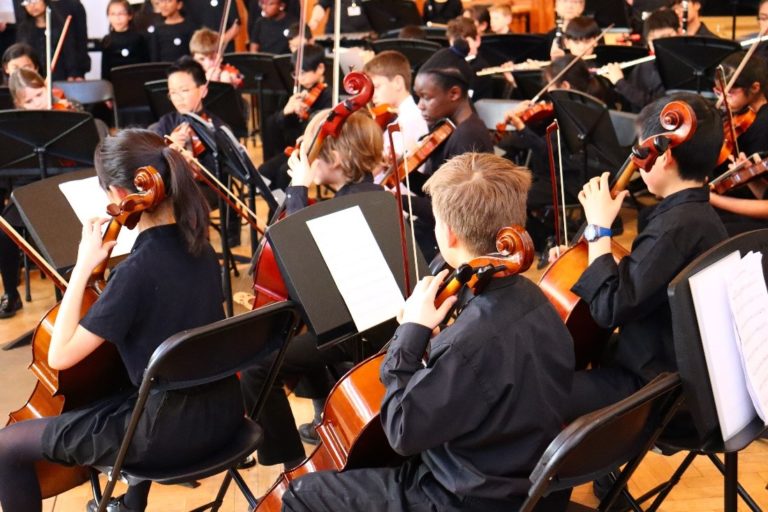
left=248, top=0, right=295, bottom=54
left=240, top=109, right=384, bottom=469
left=407, top=42, right=494, bottom=261
left=0, top=129, right=243, bottom=512
left=549, top=92, right=728, bottom=419
left=282, top=152, right=575, bottom=512
left=150, top=0, right=196, bottom=62
left=15, top=0, right=80, bottom=80
left=101, top=0, right=150, bottom=80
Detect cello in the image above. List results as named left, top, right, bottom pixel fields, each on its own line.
left=538, top=100, right=697, bottom=369
left=251, top=71, right=374, bottom=309
left=2, top=167, right=164, bottom=498
left=254, top=225, right=535, bottom=511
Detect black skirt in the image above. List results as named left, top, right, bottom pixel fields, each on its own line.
left=42, top=376, right=243, bottom=470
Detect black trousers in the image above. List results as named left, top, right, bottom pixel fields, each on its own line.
left=0, top=203, right=23, bottom=299
left=281, top=458, right=532, bottom=512
left=565, top=366, right=645, bottom=423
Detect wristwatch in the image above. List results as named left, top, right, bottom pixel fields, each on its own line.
left=584, top=224, right=612, bottom=242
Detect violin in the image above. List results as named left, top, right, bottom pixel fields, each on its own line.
left=710, top=153, right=768, bottom=194
left=219, top=62, right=244, bottom=89
left=3, top=167, right=164, bottom=498
left=255, top=225, right=535, bottom=511
left=370, top=103, right=398, bottom=129
left=296, top=82, right=328, bottom=121
left=538, top=100, right=697, bottom=369
left=717, top=107, right=757, bottom=166
left=495, top=102, right=555, bottom=142
left=252, top=72, right=374, bottom=310
left=379, top=119, right=456, bottom=190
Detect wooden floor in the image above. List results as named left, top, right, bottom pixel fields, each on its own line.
left=1, top=154, right=768, bottom=510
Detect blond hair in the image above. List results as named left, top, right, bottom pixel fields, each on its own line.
left=190, top=28, right=219, bottom=55
left=9, top=68, right=45, bottom=106
left=424, top=153, right=531, bottom=255
left=363, top=50, right=413, bottom=91
left=304, top=109, right=383, bottom=184
left=489, top=3, right=513, bottom=16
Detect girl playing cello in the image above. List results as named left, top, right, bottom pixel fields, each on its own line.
left=0, top=130, right=243, bottom=511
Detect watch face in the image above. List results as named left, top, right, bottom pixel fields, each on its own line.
left=585, top=225, right=596, bottom=241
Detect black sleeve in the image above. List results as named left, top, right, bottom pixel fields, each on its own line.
left=249, top=17, right=262, bottom=46
left=80, top=263, right=141, bottom=348
left=101, top=37, right=112, bottom=80
left=284, top=185, right=309, bottom=214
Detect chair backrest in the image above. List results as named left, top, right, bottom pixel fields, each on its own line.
left=143, top=301, right=301, bottom=392
left=667, top=229, right=768, bottom=447
left=52, top=80, right=115, bottom=105
left=521, top=372, right=684, bottom=512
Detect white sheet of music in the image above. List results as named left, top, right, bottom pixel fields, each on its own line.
left=58, top=177, right=138, bottom=257
left=727, top=251, right=768, bottom=425
left=689, top=251, right=755, bottom=441
left=306, top=205, right=404, bottom=332
left=0, top=0, right=15, bottom=23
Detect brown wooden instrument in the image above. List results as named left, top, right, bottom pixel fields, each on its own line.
left=379, top=119, right=455, bottom=189
left=4, top=167, right=164, bottom=498
left=538, top=100, right=697, bottom=369
left=710, top=153, right=768, bottom=195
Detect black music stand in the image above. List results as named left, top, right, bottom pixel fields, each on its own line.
left=658, top=229, right=768, bottom=512
left=222, top=52, right=290, bottom=142
left=361, top=0, right=422, bottom=35
left=266, top=191, right=427, bottom=346
left=215, top=124, right=278, bottom=253
left=653, top=36, right=740, bottom=94
left=549, top=89, right=627, bottom=185
left=5, top=169, right=96, bottom=350
left=593, top=44, right=650, bottom=67
left=0, top=86, right=13, bottom=110
left=479, top=34, right=550, bottom=67
left=510, top=70, right=544, bottom=101
left=370, top=38, right=443, bottom=75
left=0, top=110, right=99, bottom=180
left=585, top=0, right=631, bottom=28
left=110, top=62, right=171, bottom=127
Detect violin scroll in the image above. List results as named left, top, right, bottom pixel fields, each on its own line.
left=494, top=225, right=535, bottom=274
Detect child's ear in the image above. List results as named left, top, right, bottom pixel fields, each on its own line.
left=200, top=83, right=208, bottom=98
left=448, top=85, right=463, bottom=102
left=317, top=62, right=325, bottom=75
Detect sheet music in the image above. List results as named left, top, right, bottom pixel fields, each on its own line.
left=727, top=251, right=768, bottom=424
left=0, top=0, right=15, bottom=23
left=689, top=251, right=756, bottom=441
left=306, top=205, right=404, bottom=331
left=58, top=177, right=138, bottom=257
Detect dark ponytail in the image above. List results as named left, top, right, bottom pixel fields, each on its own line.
left=94, top=129, right=210, bottom=256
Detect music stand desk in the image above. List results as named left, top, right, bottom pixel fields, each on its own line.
left=653, top=36, right=740, bottom=94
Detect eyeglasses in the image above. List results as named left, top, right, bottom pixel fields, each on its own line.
left=168, top=88, right=197, bottom=98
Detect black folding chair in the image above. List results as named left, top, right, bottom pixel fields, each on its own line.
left=520, top=373, right=684, bottom=512
left=90, top=301, right=302, bottom=512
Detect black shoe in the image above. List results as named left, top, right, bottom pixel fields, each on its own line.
left=237, top=454, right=256, bottom=469
left=298, top=422, right=320, bottom=445
left=86, top=495, right=142, bottom=512
left=0, top=293, right=22, bottom=319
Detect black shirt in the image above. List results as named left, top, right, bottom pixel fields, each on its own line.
left=318, top=0, right=371, bottom=34
left=249, top=13, right=296, bottom=54
left=101, top=30, right=151, bottom=80
left=16, top=17, right=79, bottom=80
left=735, top=103, right=768, bottom=158
left=150, top=19, right=196, bottom=62
left=572, top=186, right=728, bottom=383
left=81, top=224, right=224, bottom=385
left=185, top=0, right=240, bottom=31
left=267, top=85, right=332, bottom=154
left=284, top=174, right=381, bottom=214
left=381, top=274, right=574, bottom=500
left=614, top=60, right=665, bottom=113
left=422, top=0, right=463, bottom=25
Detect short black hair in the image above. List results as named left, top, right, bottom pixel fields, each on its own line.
left=721, top=51, right=768, bottom=92
left=2, top=43, right=41, bottom=72
left=287, top=22, right=311, bottom=40
left=416, top=41, right=474, bottom=97
left=563, top=16, right=600, bottom=40
left=544, top=55, right=590, bottom=92
left=642, top=9, right=679, bottom=40
left=465, top=4, right=491, bottom=29
left=637, top=92, right=722, bottom=181
left=167, top=55, right=206, bottom=86
left=292, top=44, right=324, bottom=72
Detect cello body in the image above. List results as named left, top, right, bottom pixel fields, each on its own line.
left=7, top=289, right=129, bottom=498
left=255, top=353, right=403, bottom=510
left=538, top=240, right=628, bottom=370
